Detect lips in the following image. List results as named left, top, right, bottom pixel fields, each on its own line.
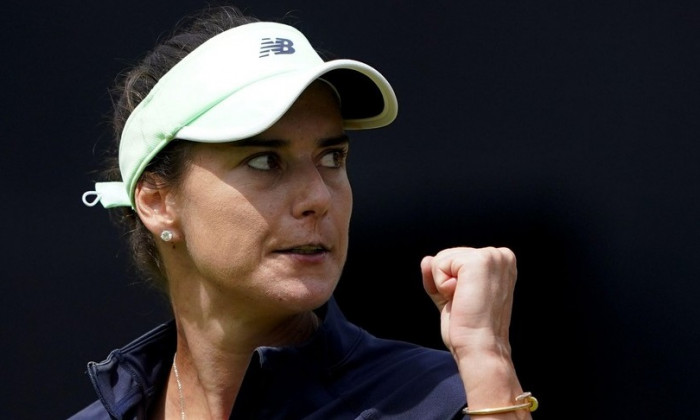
left=277, top=244, right=329, bottom=254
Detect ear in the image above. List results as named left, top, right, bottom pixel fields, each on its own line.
left=134, top=179, right=179, bottom=241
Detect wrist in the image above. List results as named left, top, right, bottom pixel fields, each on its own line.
left=454, top=350, right=525, bottom=414
left=463, top=392, right=537, bottom=419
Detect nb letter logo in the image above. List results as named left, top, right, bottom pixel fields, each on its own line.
left=259, top=38, right=296, bottom=57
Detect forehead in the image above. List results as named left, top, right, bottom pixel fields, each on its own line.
left=281, top=80, right=342, bottom=118
left=252, top=81, right=344, bottom=141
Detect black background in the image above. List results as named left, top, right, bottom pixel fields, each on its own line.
left=3, top=0, right=699, bottom=419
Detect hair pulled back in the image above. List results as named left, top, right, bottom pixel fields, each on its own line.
left=103, top=6, right=259, bottom=291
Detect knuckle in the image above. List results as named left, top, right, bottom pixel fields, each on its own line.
left=478, top=246, right=517, bottom=268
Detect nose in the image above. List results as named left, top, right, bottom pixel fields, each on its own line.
left=291, top=164, right=332, bottom=219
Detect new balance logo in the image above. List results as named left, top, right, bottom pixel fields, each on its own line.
left=259, top=38, right=296, bottom=57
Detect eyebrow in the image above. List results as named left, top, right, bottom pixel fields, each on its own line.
left=231, top=134, right=350, bottom=149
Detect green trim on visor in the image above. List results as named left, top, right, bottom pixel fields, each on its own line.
left=82, top=21, right=398, bottom=209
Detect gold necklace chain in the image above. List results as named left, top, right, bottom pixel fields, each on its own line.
left=172, top=353, right=186, bottom=420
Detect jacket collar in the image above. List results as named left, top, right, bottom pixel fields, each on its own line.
left=86, top=296, right=360, bottom=419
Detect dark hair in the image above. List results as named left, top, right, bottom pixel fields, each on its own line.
left=102, top=6, right=260, bottom=291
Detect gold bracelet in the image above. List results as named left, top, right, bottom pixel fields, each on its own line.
left=462, top=392, right=538, bottom=416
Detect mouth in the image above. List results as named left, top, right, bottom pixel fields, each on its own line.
left=276, top=244, right=329, bottom=255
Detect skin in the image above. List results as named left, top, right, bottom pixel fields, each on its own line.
left=422, top=247, right=531, bottom=419
left=136, top=81, right=529, bottom=419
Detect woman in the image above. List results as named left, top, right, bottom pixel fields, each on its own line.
left=76, top=5, right=535, bottom=420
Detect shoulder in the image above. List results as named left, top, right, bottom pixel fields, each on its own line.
left=68, top=321, right=176, bottom=420
left=354, top=330, right=458, bottom=375
left=333, top=331, right=466, bottom=418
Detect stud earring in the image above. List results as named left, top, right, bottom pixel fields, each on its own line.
left=160, top=230, right=173, bottom=242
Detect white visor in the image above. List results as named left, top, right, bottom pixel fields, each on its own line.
left=82, top=21, right=398, bottom=209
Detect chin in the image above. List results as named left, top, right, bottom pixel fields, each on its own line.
left=272, top=277, right=338, bottom=312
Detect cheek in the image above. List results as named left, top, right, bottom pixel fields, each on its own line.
left=337, top=180, right=353, bottom=222
left=186, top=206, right=270, bottom=282
left=193, top=194, right=266, bottom=239
left=333, top=182, right=353, bottom=248
left=176, top=182, right=270, bottom=269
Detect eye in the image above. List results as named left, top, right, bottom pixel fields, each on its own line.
left=247, top=153, right=280, bottom=171
left=319, top=148, right=348, bottom=168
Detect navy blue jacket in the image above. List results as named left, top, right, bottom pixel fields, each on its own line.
left=69, top=298, right=467, bottom=419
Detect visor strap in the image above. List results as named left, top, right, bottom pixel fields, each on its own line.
left=82, top=182, right=132, bottom=209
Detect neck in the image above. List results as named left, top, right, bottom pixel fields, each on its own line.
left=163, top=279, right=321, bottom=420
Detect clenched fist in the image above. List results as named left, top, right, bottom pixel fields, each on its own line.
left=421, top=247, right=531, bottom=419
